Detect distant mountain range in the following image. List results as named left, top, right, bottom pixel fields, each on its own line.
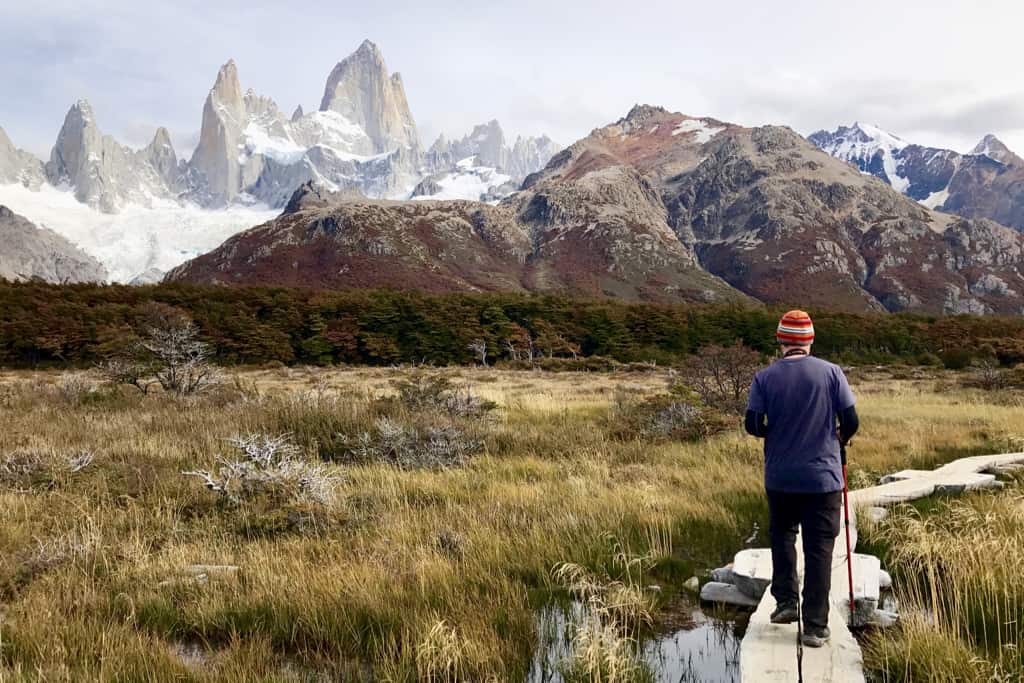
left=0, top=40, right=559, bottom=281
left=810, top=123, right=1024, bottom=231
left=5, top=42, right=1024, bottom=315
left=169, top=105, right=1024, bottom=315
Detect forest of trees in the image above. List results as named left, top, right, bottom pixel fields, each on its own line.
left=2, top=281, right=1024, bottom=369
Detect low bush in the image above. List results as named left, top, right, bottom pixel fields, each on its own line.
left=0, top=449, right=94, bottom=490
left=182, top=433, right=339, bottom=506
left=610, top=392, right=731, bottom=442
left=386, top=375, right=497, bottom=418
left=336, top=418, right=483, bottom=469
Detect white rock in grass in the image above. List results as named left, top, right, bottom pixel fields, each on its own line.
left=865, top=506, right=889, bottom=523
left=187, top=564, right=240, bottom=578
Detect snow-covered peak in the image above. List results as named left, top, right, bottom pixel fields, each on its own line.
left=809, top=122, right=910, bottom=193
left=850, top=122, right=908, bottom=150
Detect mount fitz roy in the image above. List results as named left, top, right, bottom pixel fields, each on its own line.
left=0, top=40, right=560, bottom=282
left=6, top=43, right=1024, bottom=315
left=17, top=40, right=558, bottom=212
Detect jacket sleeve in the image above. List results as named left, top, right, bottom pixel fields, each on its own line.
left=838, top=405, right=859, bottom=445
left=745, top=410, right=768, bottom=438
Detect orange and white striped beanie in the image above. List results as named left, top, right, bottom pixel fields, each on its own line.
left=776, top=310, right=814, bottom=345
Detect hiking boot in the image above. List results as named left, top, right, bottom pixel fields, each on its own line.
left=801, top=626, right=831, bottom=648
left=770, top=602, right=799, bottom=624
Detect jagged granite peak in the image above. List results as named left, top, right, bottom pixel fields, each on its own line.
left=509, top=134, right=560, bottom=183
left=145, top=127, right=179, bottom=188
left=421, top=121, right=560, bottom=200
left=189, top=59, right=248, bottom=206
left=291, top=105, right=304, bottom=122
left=813, top=123, right=1024, bottom=230
left=428, top=120, right=507, bottom=169
left=971, top=134, right=1023, bottom=166
left=45, top=99, right=176, bottom=213
left=318, top=40, right=421, bottom=155
left=0, top=126, right=45, bottom=188
left=0, top=205, right=107, bottom=283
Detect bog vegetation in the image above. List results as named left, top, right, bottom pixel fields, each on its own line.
left=862, top=481, right=1024, bottom=682
left=0, top=360, right=1022, bottom=681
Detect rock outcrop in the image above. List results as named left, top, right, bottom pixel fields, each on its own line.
left=45, top=100, right=179, bottom=213
left=0, top=127, right=45, bottom=188
left=319, top=40, right=420, bottom=157
left=0, top=205, right=107, bottom=282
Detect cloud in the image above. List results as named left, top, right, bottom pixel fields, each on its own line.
left=2, top=0, right=1024, bottom=159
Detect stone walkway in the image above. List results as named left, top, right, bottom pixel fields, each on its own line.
left=727, top=452, right=1024, bottom=682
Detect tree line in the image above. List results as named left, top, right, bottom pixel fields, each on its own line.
left=2, top=281, right=1023, bottom=369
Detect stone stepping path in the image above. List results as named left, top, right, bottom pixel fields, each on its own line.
left=702, top=451, right=1024, bottom=682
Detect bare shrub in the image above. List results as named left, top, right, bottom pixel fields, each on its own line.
left=30, top=525, right=101, bottom=569
left=56, top=373, right=100, bottom=405
left=143, top=320, right=221, bottom=396
left=0, top=449, right=94, bottom=489
left=390, top=376, right=496, bottom=418
left=968, top=358, right=1009, bottom=391
left=611, top=392, right=725, bottom=442
left=648, top=401, right=702, bottom=438
left=183, top=434, right=339, bottom=506
left=100, top=306, right=220, bottom=396
left=675, top=341, right=763, bottom=415
left=95, top=357, right=156, bottom=394
left=340, top=418, right=482, bottom=469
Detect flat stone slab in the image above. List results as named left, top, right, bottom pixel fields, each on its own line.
left=732, top=548, right=772, bottom=599
left=700, top=581, right=761, bottom=607
left=737, top=451, right=1024, bottom=682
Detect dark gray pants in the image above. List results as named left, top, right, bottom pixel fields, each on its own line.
left=766, top=490, right=842, bottom=630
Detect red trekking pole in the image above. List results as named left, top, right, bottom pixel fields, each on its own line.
left=841, top=441, right=855, bottom=625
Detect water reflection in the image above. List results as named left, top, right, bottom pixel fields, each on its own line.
left=528, top=599, right=745, bottom=683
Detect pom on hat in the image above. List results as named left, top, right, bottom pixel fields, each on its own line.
left=777, top=310, right=814, bottom=345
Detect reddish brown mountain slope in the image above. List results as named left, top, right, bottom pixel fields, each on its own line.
left=170, top=106, right=1024, bottom=314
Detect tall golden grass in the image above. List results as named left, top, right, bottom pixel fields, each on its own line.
left=0, top=365, right=1018, bottom=680
left=863, top=484, right=1024, bottom=681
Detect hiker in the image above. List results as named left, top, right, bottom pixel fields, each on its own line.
left=744, top=310, right=859, bottom=648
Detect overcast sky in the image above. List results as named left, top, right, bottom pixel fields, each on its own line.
left=3, top=0, right=1023, bottom=159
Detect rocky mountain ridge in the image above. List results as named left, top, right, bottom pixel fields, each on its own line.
left=0, top=40, right=559, bottom=216
left=810, top=122, right=1024, bottom=231
left=170, top=105, right=1024, bottom=315
left=0, top=205, right=107, bottom=283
